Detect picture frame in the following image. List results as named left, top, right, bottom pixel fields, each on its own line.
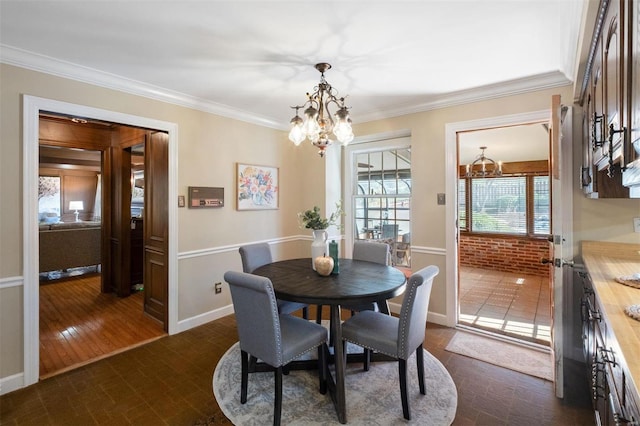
left=236, top=163, right=279, bottom=210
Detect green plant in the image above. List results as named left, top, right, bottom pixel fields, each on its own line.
left=298, top=202, right=344, bottom=230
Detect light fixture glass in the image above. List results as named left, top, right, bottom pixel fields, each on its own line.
left=69, top=200, right=84, bottom=222
left=465, top=146, right=503, bottom=178
left=288, top=63, right=353, bottom=157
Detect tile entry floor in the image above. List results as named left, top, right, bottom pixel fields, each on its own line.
left=459, top=267, right=551, bottom=346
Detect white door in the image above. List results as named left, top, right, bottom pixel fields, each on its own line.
left=548, top=94, right=574, bottom=398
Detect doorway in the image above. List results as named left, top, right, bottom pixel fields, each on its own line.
left=37, top=115, right=167, bottom=378
left=444, top=109, right=557, bottom=342
left=456, top=124, right=552, bottom=347
left=23, top=96, right=178, bottom=387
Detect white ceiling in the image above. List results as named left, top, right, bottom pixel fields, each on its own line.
left=0, top=1, right=587, bottom=131
left=458, top=123, right=549, bottom=163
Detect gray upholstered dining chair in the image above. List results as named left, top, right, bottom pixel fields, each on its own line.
left=340, top=265, right=439, bottom=421
left=345, top=240, right=391, bottom=313
left=239, top=243, right=309, bottom=319
left=224, top=270, right=329, bottom=426
left=315, top=240, right=391, bottom=324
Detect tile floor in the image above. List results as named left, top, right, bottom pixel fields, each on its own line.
left=459, top=267, right=551, bottom=346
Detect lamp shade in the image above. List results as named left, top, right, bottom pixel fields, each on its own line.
left=69, top=201, right=84, bottom=211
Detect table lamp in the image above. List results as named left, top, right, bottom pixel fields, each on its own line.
left=69, top=200, right=84, bottom=222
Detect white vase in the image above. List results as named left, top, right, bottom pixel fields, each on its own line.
left=311, top=229, right=328, bottom=270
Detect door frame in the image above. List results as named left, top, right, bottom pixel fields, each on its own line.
left=445, top=109, right=553, bottom=327
left=23, top=95, right=179, bottom=387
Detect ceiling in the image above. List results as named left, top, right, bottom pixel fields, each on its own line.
left=0, top=1, right=587, bottom=131
left=458, top=123, right=549, bottom=163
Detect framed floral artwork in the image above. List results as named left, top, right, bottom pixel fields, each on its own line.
left=236, top=163, right=279, bottom=210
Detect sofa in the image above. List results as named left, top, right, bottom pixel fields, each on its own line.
left=39, top=222, right=101, bottom=273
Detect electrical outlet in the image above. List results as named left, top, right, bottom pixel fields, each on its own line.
left=634, top=217, right=640, bottom=233
left=214, top=282, right=222, bottom=294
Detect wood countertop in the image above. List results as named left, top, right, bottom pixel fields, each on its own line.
left=582, top=241, right=640, bottom=402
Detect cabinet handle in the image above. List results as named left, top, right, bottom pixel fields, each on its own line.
left=592, top=112, right=606, bottom=150
left=607, top=123, right=627, bottom=177
left=598, top=346, right=617, bottom=367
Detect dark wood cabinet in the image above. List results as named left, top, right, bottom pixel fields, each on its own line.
left=622, top=0, right=640, bottom=191
left=600, top=0, right=625, bottom=171
left=581, top=0, right=637, bottom=197
left=579, top=269, right=640, bottom=425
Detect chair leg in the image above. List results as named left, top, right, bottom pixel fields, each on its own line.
left=318, top=343, right=328, bottom=395
left=274, top=367, right=283, bottom=426
left=399, top=359, right=410, bottom=420
left=363, top=348, right=371, bottom=371
left=240, top=350, right=249, bottom=404
left=248, top=354, right=257, bottom=372
left=416, top=344, right=425, bottom=395
left=302, top=307, right=309, bottom=320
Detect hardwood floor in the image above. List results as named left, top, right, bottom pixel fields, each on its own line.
left=39, top=273, right=165, bottom=378
left=2, top=306, right=593, bottom=425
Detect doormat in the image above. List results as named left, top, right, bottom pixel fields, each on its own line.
left=445, top=331, right=553, bottom=381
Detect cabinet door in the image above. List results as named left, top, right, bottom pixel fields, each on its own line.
left=622, top=0, right=640, bottom=188
left=600, top=0, right=626, bottom=171
left=592, top=35, right=607, bottom=167
left=628, top=0, right=640, bottom=166
left=582, top=105, right=596, bottom=195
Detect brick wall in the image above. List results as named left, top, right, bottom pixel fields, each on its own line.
left=459, top=234, right=550, bottom=276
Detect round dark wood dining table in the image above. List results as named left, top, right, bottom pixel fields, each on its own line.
left=252, top=257, right=407, bottom=424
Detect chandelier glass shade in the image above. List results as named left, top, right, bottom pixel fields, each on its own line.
left=465, top=146, right=503, bottom=177
left=288, top=63, right=354, bottom=157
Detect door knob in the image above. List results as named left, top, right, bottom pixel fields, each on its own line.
left=541, top=258, right=574, bottom=267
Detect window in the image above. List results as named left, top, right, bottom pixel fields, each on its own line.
left=459, top=174, right=550, bottom=236
left=353, top=148, right=411, bottom=266
left=38, top=176, right=61, bottom=221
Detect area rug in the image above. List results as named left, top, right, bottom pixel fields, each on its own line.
left=445, top=331, right=553, bottom=381
left=213, top=342, right=457, bottom=425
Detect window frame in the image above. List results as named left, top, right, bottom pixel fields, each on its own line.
left=459, top=172, right=550, bottom=238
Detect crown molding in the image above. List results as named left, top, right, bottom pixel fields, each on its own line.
left=0, top=44, right=282, bottom=130
left=356, top=71, right=572, bottom=123
left=2, top=44, right=571, bottom=129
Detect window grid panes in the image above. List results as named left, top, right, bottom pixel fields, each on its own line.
left=353, top=149, right=411, bottom=266
left=471, top=177, right=526, bottom=234
left=458, top=180, right=467, bottom=230
left=38, top=176, right=61, bottom=222
left=533, top=176, right=550, bottom=234
left=459, top=174, right=550, bottom=236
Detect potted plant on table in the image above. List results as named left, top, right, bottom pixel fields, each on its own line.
left=298, top=202, right=343, bottom=270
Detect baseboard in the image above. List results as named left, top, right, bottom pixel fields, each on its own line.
left=0, top=372, right=24, bottom=396
left=175, top=304, right=234, bottom=333
left=426, top=311, right=449, bottom=326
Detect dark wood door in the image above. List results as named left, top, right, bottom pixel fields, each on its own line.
left=143, top=131, right=169, bottom=329
left=107, top=144, right=133, bottom=297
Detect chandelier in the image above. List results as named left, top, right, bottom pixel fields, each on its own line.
left=288, top=63, right=354, bottom=157
left=465, top=146, right=503, bottom=177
